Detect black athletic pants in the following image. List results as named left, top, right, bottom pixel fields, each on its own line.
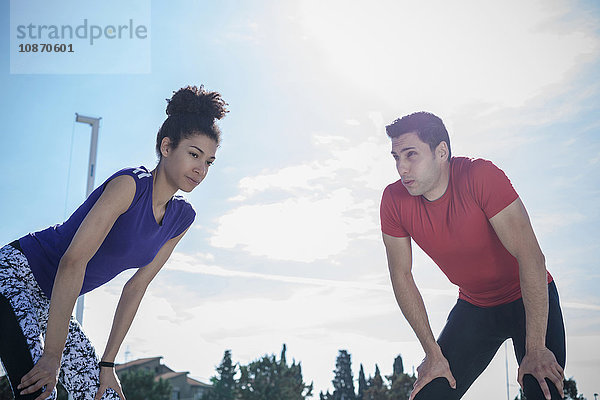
left=414, top=281, right=566, bottom=400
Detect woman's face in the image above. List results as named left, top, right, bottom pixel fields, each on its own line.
left=160, top=133, right=218, bottom=192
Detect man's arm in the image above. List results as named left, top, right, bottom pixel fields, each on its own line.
left=489, top=198, right=564, bottom=399
left=383, top=233, right=456, bottom=399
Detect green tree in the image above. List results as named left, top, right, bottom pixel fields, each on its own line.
left=320, top=390, right=333, bottom=400
left=237, top=344, right=313, bottom=400
left=330, top=350, right=356, bottom=400
left=392, top=356, right=403, bottom=376
left=120, top=368, right=172, bottom=400
left=203, top=350, right=236, bottom=400
left=363, top=365, right=388, bottom=400
left=387, top=355, right=415, bottom=400
left=357, top=364, right=367, bottom=400
left=563, top=378, right=586, bottom=400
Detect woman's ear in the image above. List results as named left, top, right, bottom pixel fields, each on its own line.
left=160, top=137, right=172, bottom=158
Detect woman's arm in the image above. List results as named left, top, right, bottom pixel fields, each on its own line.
left=94, top=228, right=189, bottom=400
left=18, top=175, right=136, bottom=399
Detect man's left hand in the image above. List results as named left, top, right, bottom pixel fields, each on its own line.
left=517, top=347, right=564, bottom=400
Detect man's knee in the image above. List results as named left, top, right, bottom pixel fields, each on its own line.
left=522, top=375, right=563, bottom=400
left=413, top=377, right=461, bottom=400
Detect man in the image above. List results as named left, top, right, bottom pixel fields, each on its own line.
left=380, top=112, right=566, bottom=400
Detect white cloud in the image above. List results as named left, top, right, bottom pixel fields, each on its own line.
left=233, top=163, right=330, bottom=200
left=562, top=302, right=600, bottom=312
left=211, top=118, right=402, bottom=262
left=221, top=19, right=263, bottom=45
left=295, top=0, right=599, bottom=113
left=210, top=118, right=403, bottom=262
left=212, top=189, right=375, bottom=262
left=530, top=211, right=586, bottom=235
left=85, top=276, right=406, bottom=382
left=164, top=251, right=457, bottom=298
left=233, top=134, right=395, bottom=198
left=313, top=135, right=350, bottom=145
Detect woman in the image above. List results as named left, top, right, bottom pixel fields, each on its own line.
left=0, top=85, right=228, bottom=400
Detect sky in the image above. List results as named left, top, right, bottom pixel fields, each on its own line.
left=1, top=0, right=600, bottom=399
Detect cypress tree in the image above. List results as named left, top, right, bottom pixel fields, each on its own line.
left=237, top=344, right=312, bottom=400
left=331, top=350, right=356, bottom=400
left=363, top=365, right=388, bottom=400
left=388, top=355, right=415, bottom=400
left=357, top=364, right=367, bottom=400
left=204, top=350, right=236, bottom=400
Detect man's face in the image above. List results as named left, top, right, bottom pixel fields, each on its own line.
left=390, top=132, right=448, bottom=200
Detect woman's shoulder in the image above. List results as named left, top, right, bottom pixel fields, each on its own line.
left=99, top=166, right=152, bottom=210
left=104, top=166, right=153, bottom=191
left=170, top=194, right=196, bottom=217
left=167, top=195, right=196, bottom=236
left=107, top=166, right=152, bottom=182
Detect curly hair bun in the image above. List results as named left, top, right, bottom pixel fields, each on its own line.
left=166, top=85, right=228, bottom=121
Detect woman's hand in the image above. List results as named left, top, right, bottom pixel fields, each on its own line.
left=17, top=352, right=61, bottom=400
left=95, top=366, right=126, bottom=400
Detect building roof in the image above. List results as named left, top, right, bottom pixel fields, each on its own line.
left=187, top=376, right=212, bottom=388
left=116, top=356, right=162, bottom=371
left=155, top=371, right=188, bottom=381
left=115, top=356, right=211, bottom=388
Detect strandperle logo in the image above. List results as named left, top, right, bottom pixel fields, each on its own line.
left=16, top=19, right=148, bottom=45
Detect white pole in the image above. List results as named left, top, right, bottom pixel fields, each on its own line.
left=74, top=113, right=101, bottom=326
left=505, top=341, right=510, bottom=400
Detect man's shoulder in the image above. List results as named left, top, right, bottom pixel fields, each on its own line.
left=451, top=156, right=505, bottom=184
left=451, top=156, right=518, bottom=214
left=452, top=156, right=501, bottom=172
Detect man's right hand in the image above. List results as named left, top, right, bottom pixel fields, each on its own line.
left=409, top=352, right=457, bottom=400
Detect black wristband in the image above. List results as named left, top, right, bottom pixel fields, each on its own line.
left=99, top=361, right=115, bottom=368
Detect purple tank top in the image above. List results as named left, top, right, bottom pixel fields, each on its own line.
left=19, top=166, right=195, bottom=298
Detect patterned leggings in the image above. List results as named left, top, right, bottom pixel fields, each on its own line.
left=0, top=244, right=120, bottom=400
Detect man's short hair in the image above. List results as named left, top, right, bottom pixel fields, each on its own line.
left=386, top=112, right=451, bottom=159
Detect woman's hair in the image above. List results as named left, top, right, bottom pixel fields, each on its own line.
left=155, top=85, right=228, bottom=158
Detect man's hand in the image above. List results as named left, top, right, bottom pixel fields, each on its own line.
left=409, top=352, right=456, bottom=400
left=95, top=367, right=126, bottom=400
left=17, top=352, right=60, bottom=400
left=518, top=347, right=564, bottom=400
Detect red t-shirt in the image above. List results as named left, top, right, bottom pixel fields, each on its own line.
left=380, top=157, right=551, bottom=307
